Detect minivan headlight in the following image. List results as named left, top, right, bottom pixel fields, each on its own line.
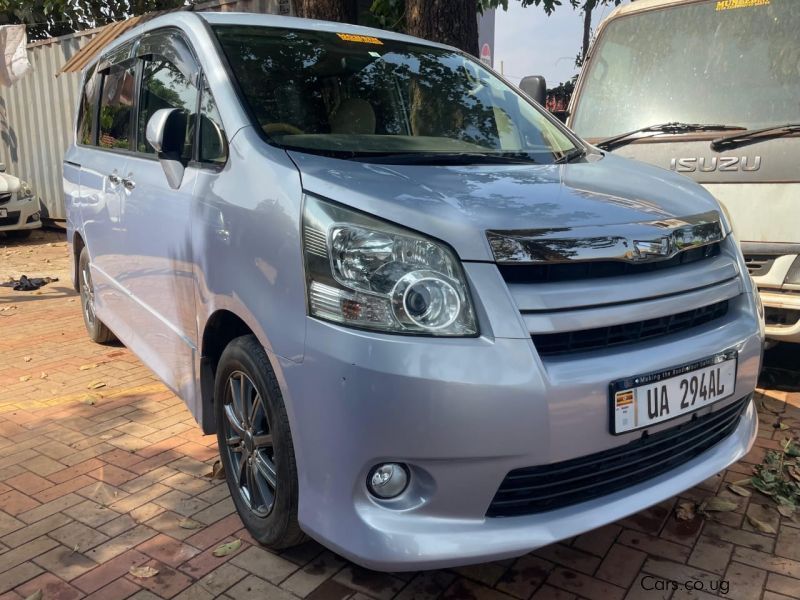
left=302, top=194, right=477, bottom=336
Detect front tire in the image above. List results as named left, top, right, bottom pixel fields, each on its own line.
left=214, top=335, right=305, bottom=549
left=78, top=247, right=116, bottom=343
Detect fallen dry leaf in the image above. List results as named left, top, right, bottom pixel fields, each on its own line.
left=212, top=539, right=241, bottom=557
left=747, top=515, right=777, bottom=534
left=178, top=518, right=204, bottom=530
left=39, top=372, right=47, bottom=379
left=777, top=505, right=795, bottom=518
left=676, top=501, right=696, bottom=521
left=87, top=380, right=106, bottom=390
left=728, top=484, right=751, bottom=497
left=24, top=591, right=42, bottom=600
left=82, top=394, right=101, bottom=406
left=23, top=356, right=31, bottom=362
left=700, top=497, right=738, bottom=513
left=79, top=363, right=99, bottom=371
left=129, top=565, right=159, bottom=578
left=19, top=375, right=31, bottom=382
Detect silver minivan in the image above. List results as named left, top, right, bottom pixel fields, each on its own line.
left=65, top=11, right=763, bottom=571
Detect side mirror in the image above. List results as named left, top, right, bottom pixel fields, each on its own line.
left=146, top=108, right=187, bottom=190
left=519, top=75, right=547, bottom=106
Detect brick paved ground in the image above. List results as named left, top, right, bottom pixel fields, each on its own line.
left=1, top=230, right=799, bottom=600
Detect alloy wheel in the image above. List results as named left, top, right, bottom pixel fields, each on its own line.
left=222, top=370, right=277, bottom=517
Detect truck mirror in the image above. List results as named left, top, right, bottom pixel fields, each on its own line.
left=520, top=75, right=547, bottom=106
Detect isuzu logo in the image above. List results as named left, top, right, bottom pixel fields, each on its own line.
left=669, top=156, right=761, bottom=172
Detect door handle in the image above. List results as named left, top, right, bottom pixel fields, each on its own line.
left=108, top=173, right=121, bottom=185
left=122, top=178, right=136, bottom=191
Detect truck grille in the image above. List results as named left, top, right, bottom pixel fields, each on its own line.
left=744, top=254, right=776, bottom=277
left=0, top=211, right=20, bottom=227
left=532, top=300, right=729, bottom=356
left=487, top=394, right=750, bottom=517
left=499, top=243, right=720, bottom=284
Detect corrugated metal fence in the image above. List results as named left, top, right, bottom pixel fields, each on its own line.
left=0, top=0, right=290, bottom=222
left=0, top=31, right=95, bottom=221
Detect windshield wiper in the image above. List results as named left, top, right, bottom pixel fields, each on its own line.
left=555, top=146, right=587, bottom=164
left=710, top=123, right=800, bottom=151
left=352, top=152, right=540, bottom=165
left=596, top=122, right=746, bottom=151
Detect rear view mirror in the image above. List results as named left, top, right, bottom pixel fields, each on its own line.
left=146, top=108, right=187, bottom=190
left=520, top=75, right=547, bottom=106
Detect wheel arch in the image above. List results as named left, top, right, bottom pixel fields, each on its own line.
left=199, top=309, right=257, bottom=434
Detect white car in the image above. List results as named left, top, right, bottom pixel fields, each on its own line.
left=0, top=168, right=41, bottom=239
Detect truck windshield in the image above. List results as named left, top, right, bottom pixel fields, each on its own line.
left=570, top=0, right=799, bottom=139
left=213, top=25, right=578, bottom=163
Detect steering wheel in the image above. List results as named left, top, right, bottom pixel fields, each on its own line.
left=263, top=122, right=305, bottom=136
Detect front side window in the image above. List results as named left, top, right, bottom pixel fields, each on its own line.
left=78, top=65, right=99, bottom=146
left=214, top=25, right=577, bottom=163
left=137, top=54, right=198, bottom=160
left=98, top=61, right=136, bottom=150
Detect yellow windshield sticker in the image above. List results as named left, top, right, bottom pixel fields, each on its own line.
left=337, top=33, right=384, bottom=45
left=715, top=0, right=769, bottom=10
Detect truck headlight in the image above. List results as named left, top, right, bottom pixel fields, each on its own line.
left=302, top=194, right=477, bottom=336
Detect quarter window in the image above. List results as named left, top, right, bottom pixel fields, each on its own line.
left=137, top=55, right=198, bottom=160
left=77, top=65, right=99, bottom=146
left=98, top=62, right=136, bottom=150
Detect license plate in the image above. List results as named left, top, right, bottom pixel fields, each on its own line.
left=0, top=208, right=6, bottom=218
left=609, top=350, right=737, bottom=434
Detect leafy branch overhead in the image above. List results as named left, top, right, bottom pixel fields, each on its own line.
left=0, top=0, right=184, bottom=41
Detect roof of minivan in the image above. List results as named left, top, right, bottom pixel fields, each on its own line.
left=66, top=9, right=456, bottom=75
left=198, top=11, right=454, bottom=50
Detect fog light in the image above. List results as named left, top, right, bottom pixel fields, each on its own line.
left=367, top=463, right=408, bottom=499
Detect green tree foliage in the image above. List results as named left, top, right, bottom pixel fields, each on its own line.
left=0, top=0, right=185, bottom=41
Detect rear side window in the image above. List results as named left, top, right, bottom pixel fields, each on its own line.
left=137, top=56, right=198, bottom=160
left=77, top=65, right=99, bottom=146
left=98, top=62, right=136, bottom=150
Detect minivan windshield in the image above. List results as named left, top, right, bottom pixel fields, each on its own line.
left=570, top=0, right=799, bottom=139
left=213, top=25, right=578, bottom=163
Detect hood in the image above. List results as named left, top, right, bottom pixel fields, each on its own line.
left=0, top=173, right=21, bottom=194
left=289, top=151, right=722, bottom=261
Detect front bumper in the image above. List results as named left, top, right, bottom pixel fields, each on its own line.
left=0, top=194, right=41, bottom=232
left=278, top=291, right=762, bottom=571
left=760, top=290, right=800, bottom=343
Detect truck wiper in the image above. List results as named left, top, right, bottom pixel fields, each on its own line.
left=596, top=122, right=746, bottom=151
left=710, top=123, right=800, bottom=151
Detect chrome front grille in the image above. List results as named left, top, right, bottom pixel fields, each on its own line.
left=499, top=242, right=720, bottom=284
left=491, top=220, right=742, bottom=357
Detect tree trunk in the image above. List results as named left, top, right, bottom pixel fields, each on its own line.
left=406, top=0, right=479, bottom=57
left=296, top=0, right=358, bottom=23
left=581, top=2, right=593, bottom=63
